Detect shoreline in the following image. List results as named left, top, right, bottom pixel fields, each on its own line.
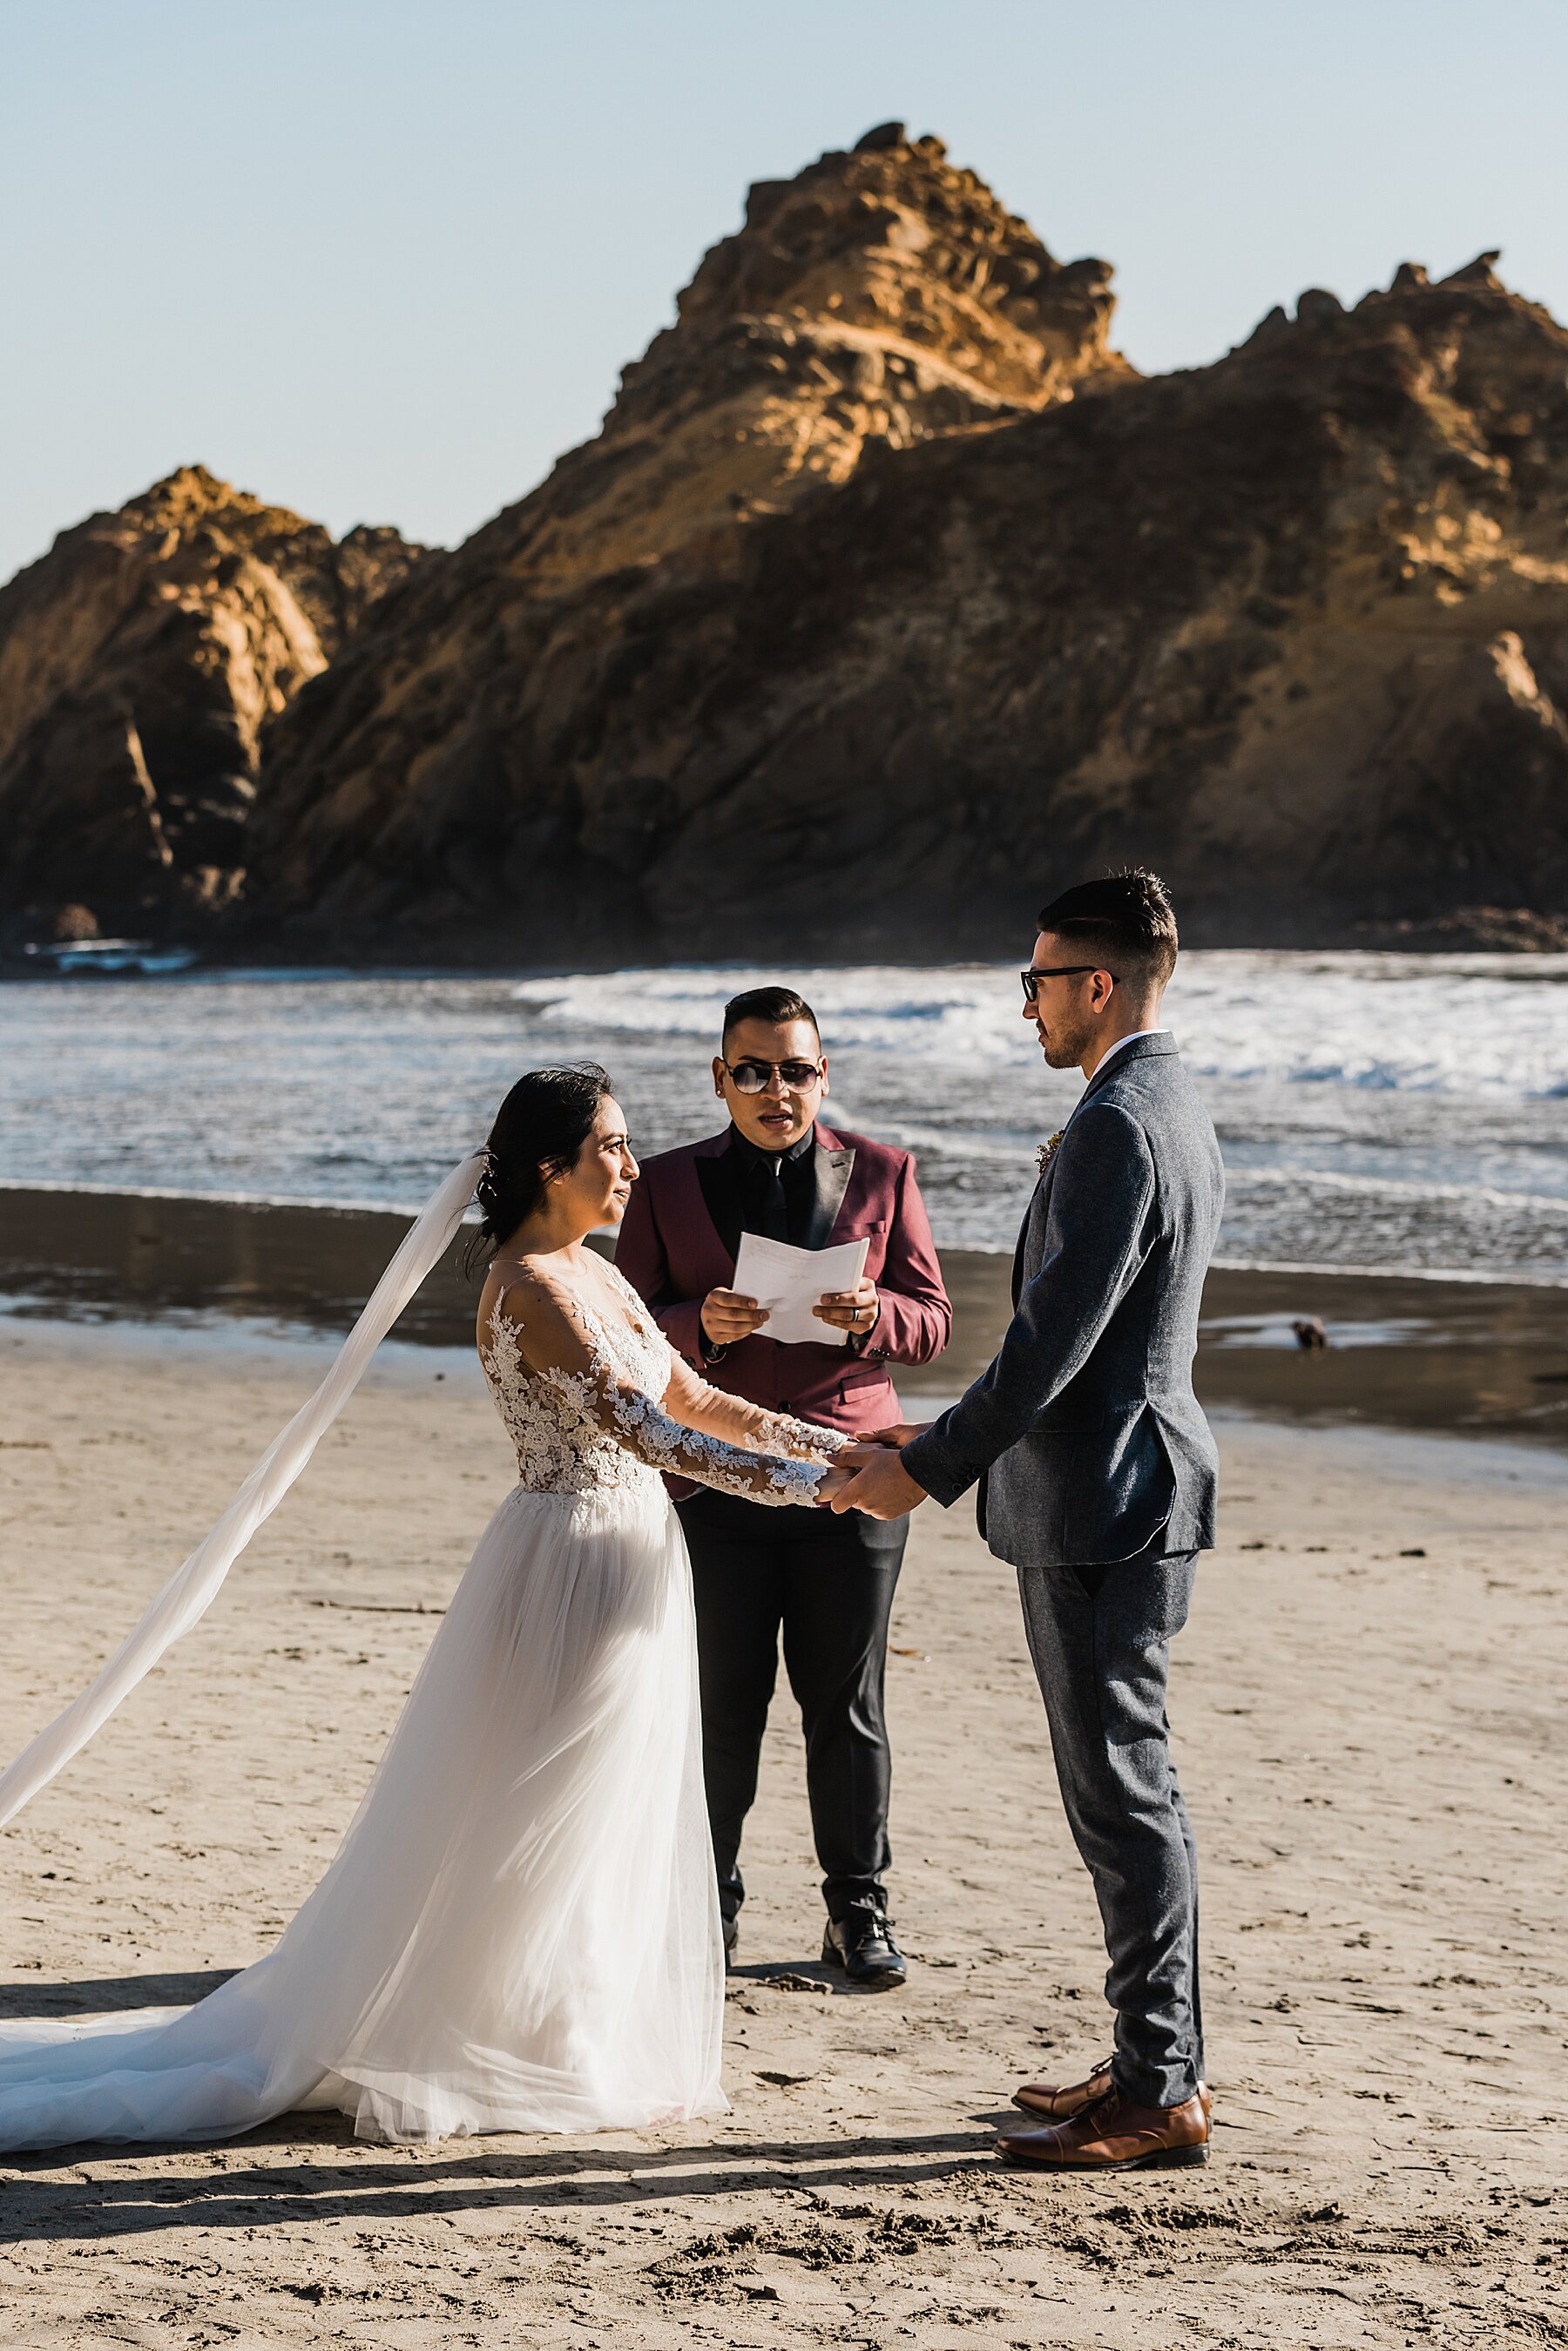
left=7, top=916, right=1568, bottom=977
left=9, top=1312, right=1568, bottom=1502
left=4, top=1183, right=1566, bottom=1454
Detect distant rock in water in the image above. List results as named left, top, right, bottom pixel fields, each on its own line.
left=246, top=129, right=1130, bottom=951
left=249, top=218, right=1568, bottom=959
left=0, top=467, right=422, bottom=940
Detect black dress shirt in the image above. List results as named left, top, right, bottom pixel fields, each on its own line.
left=729, top=1125, right=816, bottom=1247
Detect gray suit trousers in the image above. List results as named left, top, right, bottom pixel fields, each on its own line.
left=1017, top=1547, right=1204, bottom=2108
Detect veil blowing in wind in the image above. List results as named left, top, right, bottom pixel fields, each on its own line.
left=0, top=1150, right=487, bottom=1832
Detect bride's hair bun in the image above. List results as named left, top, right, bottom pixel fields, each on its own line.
left=471, top=1064, right=615, bottom=1265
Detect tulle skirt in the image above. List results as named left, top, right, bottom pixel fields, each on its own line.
left=0, top=1480, right=727, bottom=2149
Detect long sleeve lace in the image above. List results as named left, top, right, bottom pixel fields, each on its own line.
left=607, top=1382, right=842, bottom=1503
left=481, top=1272, right=847, bottom=1506
left=656, top=1344, right=853, bottom=1467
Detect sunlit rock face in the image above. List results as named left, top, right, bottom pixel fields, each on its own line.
left=245, top=127, right=1130, bottom=955
left=0, top=466, right=422, bottom=938
left=519, top=118, right=1129, bottom=587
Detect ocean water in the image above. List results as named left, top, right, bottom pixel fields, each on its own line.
left=3, top=954, right=1567, bottom=1281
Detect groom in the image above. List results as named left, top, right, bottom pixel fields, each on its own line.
left=834, top=870, right=1224, bottom=2170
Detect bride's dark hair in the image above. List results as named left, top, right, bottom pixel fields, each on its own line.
left=470, top=1064, right=615, bottom=1265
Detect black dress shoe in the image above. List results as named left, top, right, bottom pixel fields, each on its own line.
left=822, top=1907, right=907, bottom=1990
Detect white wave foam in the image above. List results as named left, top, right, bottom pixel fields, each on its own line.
left=513, top=953, right=1568, bottom=1100
left=1221, top=1165, right=1568, bottom=1216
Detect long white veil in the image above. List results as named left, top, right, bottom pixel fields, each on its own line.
left=0, top=1149, right=485, bottom=1831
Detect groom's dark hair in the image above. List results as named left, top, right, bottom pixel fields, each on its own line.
left=1036, top=868, right=1179, bottom=988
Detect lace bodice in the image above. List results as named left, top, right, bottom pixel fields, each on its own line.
left=478, top=1261, right=847, bottom=1505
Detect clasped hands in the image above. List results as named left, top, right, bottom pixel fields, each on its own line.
left=816, top=1422, right=932, bottom=1520
left=699, top=1284, right=926, bottom=1518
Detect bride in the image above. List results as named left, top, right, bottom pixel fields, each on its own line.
left=0, top=1065, right=856, bottom=2150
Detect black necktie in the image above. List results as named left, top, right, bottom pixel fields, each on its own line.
left=757, top=1153, right=790, bottom=1242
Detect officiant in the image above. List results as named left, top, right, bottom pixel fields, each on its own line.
left=618, top=985, right=950, bottom=1988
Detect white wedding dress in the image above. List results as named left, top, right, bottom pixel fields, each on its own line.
left=0, top=1253, right=844, bottom=2151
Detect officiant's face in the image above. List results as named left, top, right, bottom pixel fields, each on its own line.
left=714, top=1018, right=827, bottom=1152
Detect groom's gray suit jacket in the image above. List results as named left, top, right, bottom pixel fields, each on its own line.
left=902, top=1035, right=1225, bottom=1568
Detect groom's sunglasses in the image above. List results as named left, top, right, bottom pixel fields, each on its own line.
left=1020, top=964, right=1118, bottom=1003
left=724, top=1057, right=824, bottom=1093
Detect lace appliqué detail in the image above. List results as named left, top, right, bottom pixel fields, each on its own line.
left=481, top=1300, right=649, bottom=1500
left=747, top=1409, right=852, bottom=1463
left=606, top=1383, right=826, bottom=1503
left=479, top=1267, right=843, bottom=1506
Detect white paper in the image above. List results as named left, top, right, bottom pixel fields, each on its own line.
left=731, top=1232, right=870, bottom=1348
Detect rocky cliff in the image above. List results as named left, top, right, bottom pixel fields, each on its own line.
left=0, top=468, right=422, bottom=937
left=520, top=119, right=1128, bottom=587
left=9, top=127, right=1567, bottom=960
left=250, top=222, right=1568, bottom=958
left=243, top=126, right=1130, bottom=949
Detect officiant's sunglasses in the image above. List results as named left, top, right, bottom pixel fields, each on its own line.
left=724, top=1057, right=825, bottom=1093
left=1020, top=963, right=1119, bottom=1003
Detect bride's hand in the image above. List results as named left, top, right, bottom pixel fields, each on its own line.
left=815, top=1461, right=857, bottom=1506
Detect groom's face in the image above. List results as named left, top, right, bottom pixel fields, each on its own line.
left=1024, top=929, right=1106, bottom=1070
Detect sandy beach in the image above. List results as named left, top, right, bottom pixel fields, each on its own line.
left=2, top=1314, right=1565, bottom=2348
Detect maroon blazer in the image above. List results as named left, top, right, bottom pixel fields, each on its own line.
left=616, top=1120, right=951, bottom=1442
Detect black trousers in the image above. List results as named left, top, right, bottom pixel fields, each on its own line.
left=677, top=1488, right=908, bottom=1923
left=1016, top=1548, right=1204, bottom=2110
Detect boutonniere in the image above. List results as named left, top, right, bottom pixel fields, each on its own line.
left=1036, top=1131, right=1065, bottom=1178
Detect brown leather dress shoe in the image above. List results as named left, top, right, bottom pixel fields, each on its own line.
left=1013, top=2067, right=1213, bottom=2125
left=996, top=2084, right=1211, bottom=2170
left=1011, top=2057, right=1113, bottom=2118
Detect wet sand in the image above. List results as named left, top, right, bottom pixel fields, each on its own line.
left=1, top=1315, right=1565, bottom=2347
left=5, top=1183, right=1568, bottom=1450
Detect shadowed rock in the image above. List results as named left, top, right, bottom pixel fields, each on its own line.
left=0, top=468, right=422, bottom=938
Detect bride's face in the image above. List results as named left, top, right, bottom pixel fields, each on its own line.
left=556, top=1098, right=639, bottom=1227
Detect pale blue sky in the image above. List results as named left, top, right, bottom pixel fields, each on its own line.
left=3, top=0, right=1565, bottom=582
